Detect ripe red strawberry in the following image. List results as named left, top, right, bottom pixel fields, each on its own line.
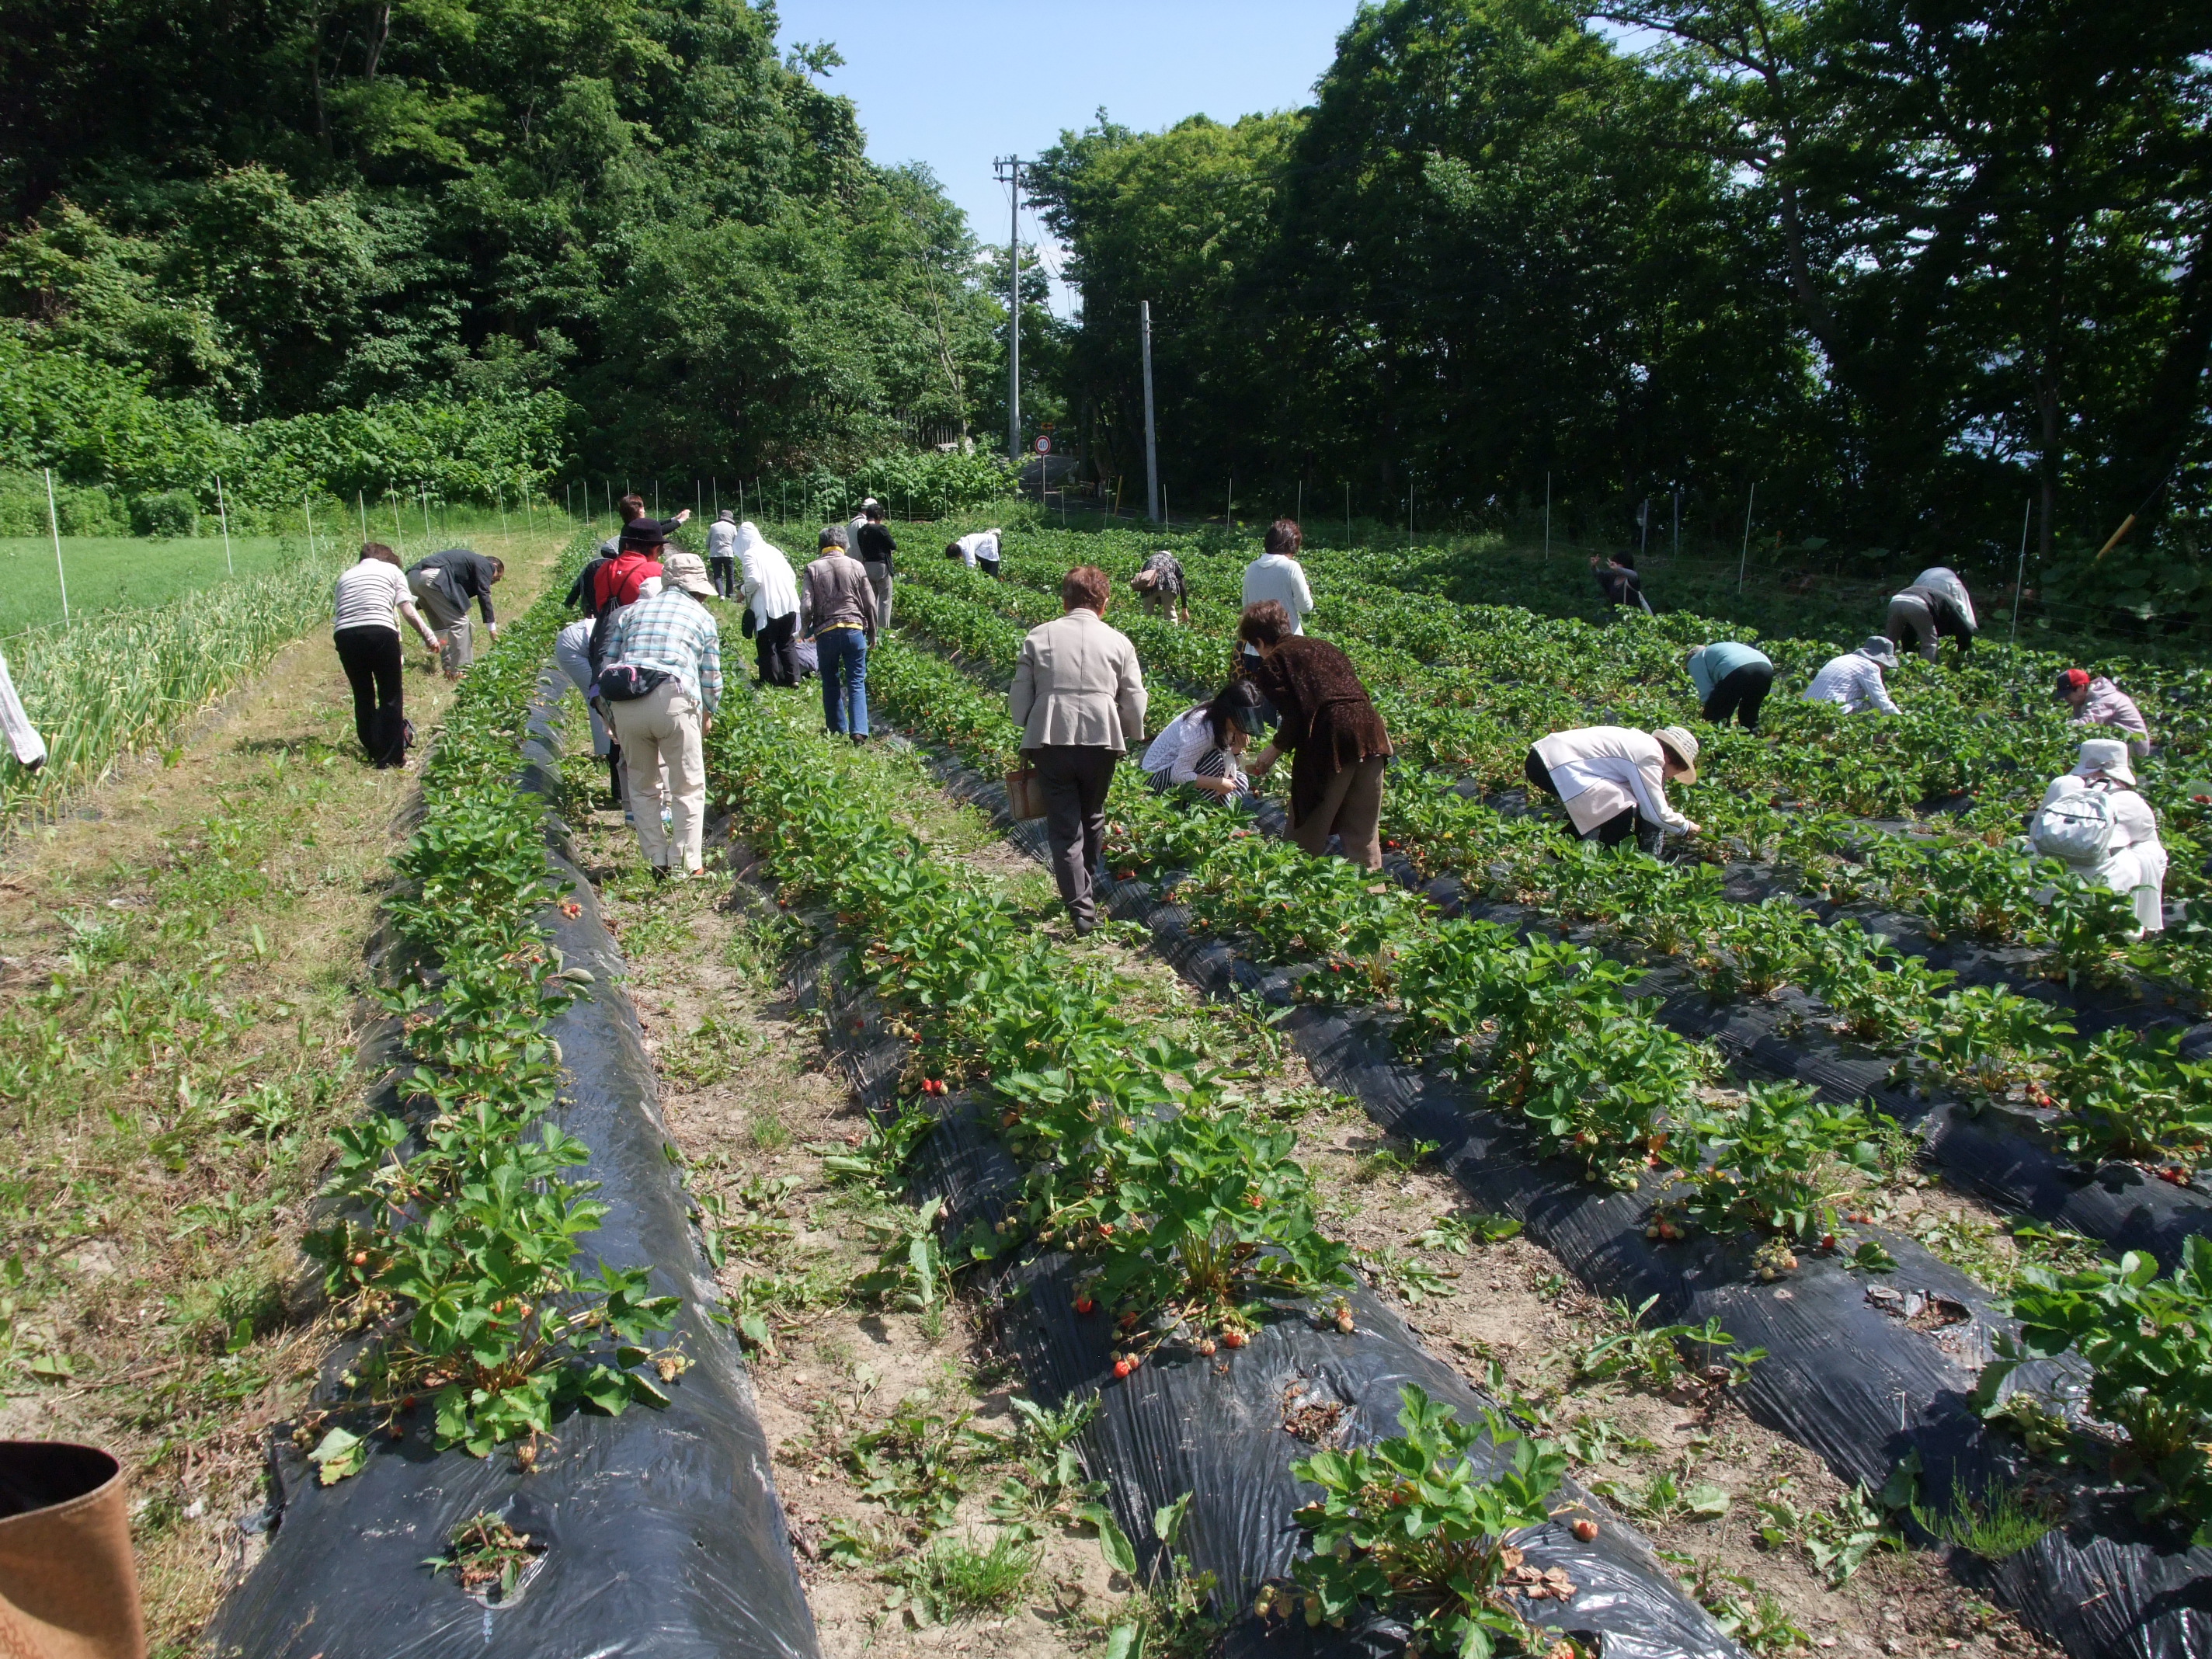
left=1074, top=1296, right=1095, bottom=1316
left=1113, top=1358, right=1132, bottom=1379
left=1572, top=1518, right=1599, bottom=1542
left=1223, top=1330, right=1247, bottom=1349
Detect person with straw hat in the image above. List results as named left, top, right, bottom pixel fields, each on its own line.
left=1803, top=636, right=1902, bottom=715
left=2031, top=736, right=2167, bottom=935
left=1525, top=725, right=1702, bottom=852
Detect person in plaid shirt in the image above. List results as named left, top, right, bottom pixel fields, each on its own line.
left=606, top=551, right=723, bottom=880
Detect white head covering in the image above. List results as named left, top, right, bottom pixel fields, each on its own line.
left=2071, top=736, right=2136, bottom=788
left=1913, top=567, right=1977, bottom=631
left=734, top=520, right=764, bottom=557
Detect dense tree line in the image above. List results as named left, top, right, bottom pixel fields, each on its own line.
left=1033, top=0, right=2212, bottom=628
left=0, top=0, right=1014, bottom=488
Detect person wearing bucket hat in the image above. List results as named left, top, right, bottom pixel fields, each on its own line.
left=1803, top=636, right=1902, bottom=715
left=603, top=551, right=722, bottom=881
left=1525, top=724, right=1701, bottom=851
left=2055, top=666, right=2151, bottom=756
left=2031, top=736, right=2166, bottom=934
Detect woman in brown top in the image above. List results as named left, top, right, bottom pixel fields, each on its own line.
left=1240, top=600, right=1393, bottom=868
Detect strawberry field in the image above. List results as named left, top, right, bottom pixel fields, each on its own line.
left=702, top=515, right=2212, bottom=1659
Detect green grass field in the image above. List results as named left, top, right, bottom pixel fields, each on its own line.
left=0, top=510, right=567, bottom=638
left=0, top=535, right=305, bottom=638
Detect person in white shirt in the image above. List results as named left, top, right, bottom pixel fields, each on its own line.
left=1241, top=520, right=1315, bottom=635
left=734, top=521, right=802, bottom=686
left=1140, top=680, right=1267, bottom=799
left=946, top=527, right=1003, bottom=579
left=1525, top=725, right=1701, bottom=852
left=332, top=542, right=442, bottom=767
left=0, top=650, right=45, bottom=773
left=1803, top=636, right=1902, bottom=715
left=705, top=509, right=741, bottom=598
left=2032, top=738, right=2166, bottom=934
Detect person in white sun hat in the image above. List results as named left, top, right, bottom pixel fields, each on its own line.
left=2030, top=736, right=2166, bottom=934
left=1525, top=724, right=1702, bottom=854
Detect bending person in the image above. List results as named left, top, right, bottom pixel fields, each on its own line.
left=1885, top=565, right=1977, bottom=662
left=1525, top=725, right=1701, bottom=853
left=405, top=546, right=503, bottom=678
left=334, top=541, right=440, bottom=767
left=2055, top=667, right=2151, bottom=757
left=1140, top=680, right=1267, bottom=799
left=1688, top=642, right=1774, bottom=732
left=1240, top=601, right=1394, bottom=869
left=1803, top=637, right=1901, bottom=715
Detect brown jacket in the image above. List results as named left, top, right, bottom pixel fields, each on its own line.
left=1250, top=636, right=1391, bottom=826
left=801, top=551, right=877, bottom=642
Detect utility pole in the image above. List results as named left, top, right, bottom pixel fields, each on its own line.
left=1140, top=300, right=1160, bottom=523
left=995, top=157, right=1024, bottom=467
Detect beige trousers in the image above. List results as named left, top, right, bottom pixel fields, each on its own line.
left=1291, top=755, right=1388, bottom=870
left=609, top=681, right=707, bottom=874
left=405, top=571, right=475, bottom=673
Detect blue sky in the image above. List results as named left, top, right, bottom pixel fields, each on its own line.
left=767, top=1, right=1365, bottom=311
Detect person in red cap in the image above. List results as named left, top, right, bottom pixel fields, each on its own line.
left=2055, top=668, right=2150, bottom=758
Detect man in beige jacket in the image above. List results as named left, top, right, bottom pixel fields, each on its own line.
left=1009, top=565, right=1148, bottom=934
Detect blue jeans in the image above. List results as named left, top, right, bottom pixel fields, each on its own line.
left=819, top=627, right=869, bottom=736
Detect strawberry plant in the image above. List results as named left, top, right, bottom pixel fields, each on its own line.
left=1996, top=1236, right=2212, bottom=1538
left=1914, top=988, right=2075, bottom=1104
left=1073, top=1108, right=1351, bottom=1336
left=1270, top=1385, right=1580, bottom=1656
left=1668, top=1083, right=1884, bottom=1244
left=2047, top=1028, right=2212, bottom=1174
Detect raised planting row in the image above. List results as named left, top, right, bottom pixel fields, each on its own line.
left=883, top=569, right=2212, bottom=1247
left=704, top=683, right=1744, bottom=1659
left=212, top=536, right=816, bottom=1658
left=906, top=533, right=2212, bottom=1004
left=857, top=608, right=2212, bottom=1659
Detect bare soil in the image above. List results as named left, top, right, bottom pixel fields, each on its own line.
left=561, top=739, right=1127, bottom=1658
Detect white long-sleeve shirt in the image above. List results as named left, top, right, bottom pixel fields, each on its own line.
left=0, top=651, right=44, bottom=768
left=733, top=522, right=799, bottom=628
left=953, top=529, right=1002, bottom=568
left=1140, top=706, right=1246, bottom=789
left=1240, top=554, right=1314, bottom=633
left=1532, top=726, right=1692, bottom=834
left=1803, top=651, right=1900, bottom=715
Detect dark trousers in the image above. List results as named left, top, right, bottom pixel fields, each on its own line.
left=1524, top=748, right=1653, bottom=850
left=754, top=610, right=799, bottom=687
left=1031, top=746, right=1118, bottom=929
left=1702, top=663, right=1774, bottom=731
left=335, top=626, right=406, bottom=767
left=709, top=555, right=736, bottom=599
